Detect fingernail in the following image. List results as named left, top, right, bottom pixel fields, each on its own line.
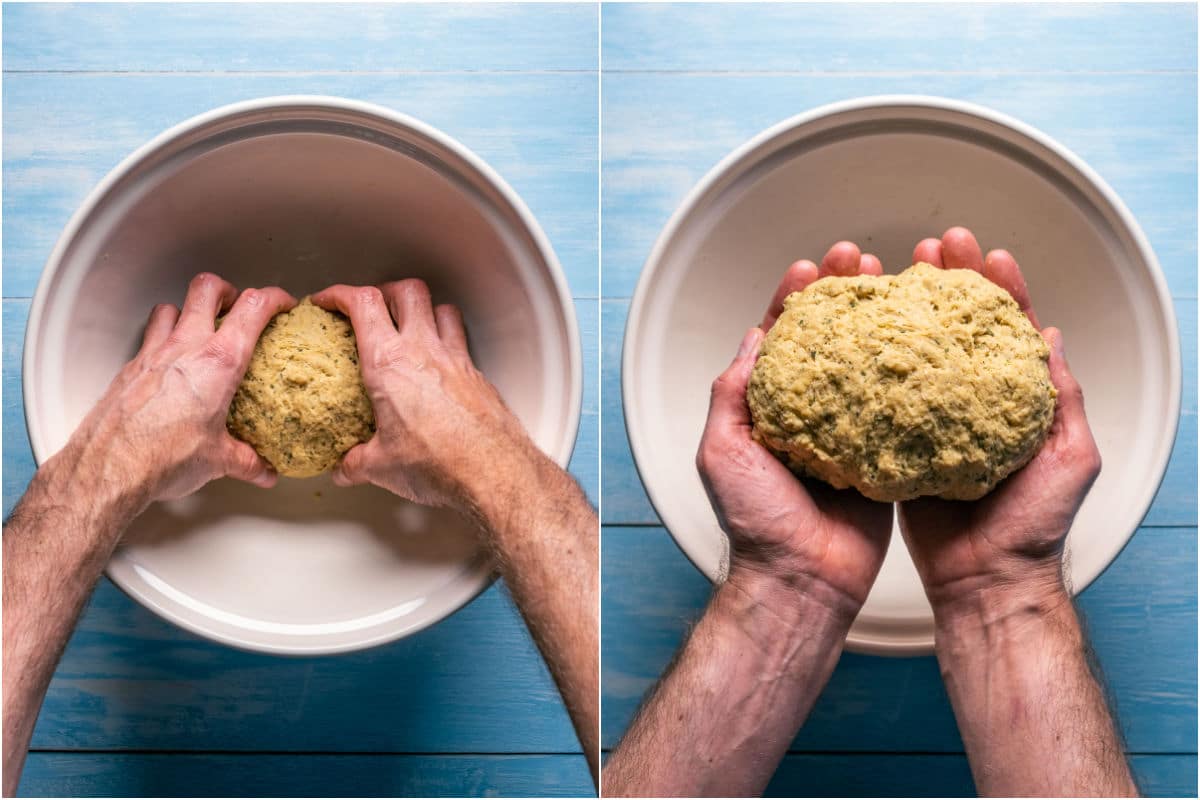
left=736, top=328, right=761, bottom=359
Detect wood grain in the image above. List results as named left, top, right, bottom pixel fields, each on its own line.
left=602, top=3, right=1197, bottom=74
left=17, top=752, right=1197, bottom=798
left=3, top=3, right=598, bottom=73
left=18, top=753, right=594, bottom=798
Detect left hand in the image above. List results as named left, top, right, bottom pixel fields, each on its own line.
left=696, top=242, right=894, bottom=613
left=54, top=273, right=296, bottom=511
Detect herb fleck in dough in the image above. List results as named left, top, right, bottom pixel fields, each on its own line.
left=227, top=297, right=375, bottom=478
left=747, top=262, right=1056, bottom=502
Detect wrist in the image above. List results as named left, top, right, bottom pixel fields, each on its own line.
left=720, top=562, right=858, bottom=658
left=461, top=440, right=580, bottom=534
left=933, top=572, right=1075, bottom=651
left=51, top=424, right=155, bottom=523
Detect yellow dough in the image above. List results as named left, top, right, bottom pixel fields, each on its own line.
left=227, top=297, right=375, bottom=478
left=747, top=263, right=1056, bottom=502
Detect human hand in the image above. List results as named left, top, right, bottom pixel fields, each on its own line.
left=311, top=280, right=539, bottom=516
left=57, top=273, right=296, bottom=512
left=696, top=242, right=893, bottom=615
left=899, top=227, right=1102, bottom=616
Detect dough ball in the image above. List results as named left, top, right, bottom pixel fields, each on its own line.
left=747, top=262, right=1056, bottom=502
left=227, top=297, right=375, bottom=478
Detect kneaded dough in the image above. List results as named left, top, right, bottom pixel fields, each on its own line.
left=227, top=297, right=375, bottom=478
left=747, top=262, right=1056, bottom=502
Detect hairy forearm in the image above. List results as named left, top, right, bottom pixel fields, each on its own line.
left=467, top=446, right=600, bottom=782
left=2, top=436, right=144, bottom=795
left=604, top=567, right=853, bottom=797
left=934, top=582, right=1136, bottom=797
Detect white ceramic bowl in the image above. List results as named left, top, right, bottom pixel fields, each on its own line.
left=623, top=96, right=1180, bottom=655
left=24, top=96, right=581, bottom=655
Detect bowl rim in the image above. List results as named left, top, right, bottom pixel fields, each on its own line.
left=621, top=93, right=1182, bottom=656
left=23, top=94, right=583, bottom=655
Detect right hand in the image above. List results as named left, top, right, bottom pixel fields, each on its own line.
left=696, top=242, right=894, bottom=615
left=898, top=228, right=1102, bottom=616
left=311, top=280, right=540, bottom=515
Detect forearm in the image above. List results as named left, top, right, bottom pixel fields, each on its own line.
left=604, top=566, right=853, bottom=797
left=467, top=446, right=600, bottom=781
left=2, top=438, right=144, bottom=795
left=934, top=582, right=1136, bottom=797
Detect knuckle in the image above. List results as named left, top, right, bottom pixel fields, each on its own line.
left=358, top=286, right=384, bottom=306
left=191, top=272, right=218, bottom=290
left=240, top=288, right=263, bottom=308
left=202, top=340, right=237, bottom=370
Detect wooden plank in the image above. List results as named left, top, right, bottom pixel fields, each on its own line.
left=3, top=3, right=598, bottom=73
left=2, top=300, right=36, bottom=517
left=600, top=296, right=1197, bottom=527
left=602, top=73, right=1197, bottom=299
left=602, top=3, right=1197, bottom=74
left=2, top=72, right=598, bottom=299
left=599, top=298, right=657, bottom=526
left=17, top=751, right=1195, bottom=798
left=761, top=753, right=1196, bottom=798
left=17, top=752, right=593, bottom=798
left=29, top=577, right=583, bottom=753
left=4, top=297, right=598, bottom=514
left=600, top=525, right=1197, bottom=753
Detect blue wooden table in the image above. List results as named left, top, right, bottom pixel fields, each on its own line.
left=600, top=3, right=1197, bottom=797
left=2, top=4, right=597, bottom=796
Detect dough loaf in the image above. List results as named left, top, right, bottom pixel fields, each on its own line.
left=227, top=297, right=375, bottom=478
left=747, top=262, right=1056, bottom=502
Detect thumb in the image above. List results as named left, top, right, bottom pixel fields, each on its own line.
left=223, top=436, right=277, bottom=488
left=1042, top=327, right=1101, bottom=468
left=332, top=439, right=377, bottom=487
left=706, top=327, right=764, bottom=434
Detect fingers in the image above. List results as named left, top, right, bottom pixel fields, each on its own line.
left=332, top=439, right=379, bottom=488
left=223, top=436, right=277, bottom=488
left=312, top=285, right=396, bottom=363
left=1042, top=328, right=1101, bottom=477
left=139, top=303, right=180, bottom=354
left=913, top=238, right=944, bottom=267
left=435, top=304, right=469, bottom=354
left=210, top=287, right=297, bottom=368
left=176, top=273, right=238, bottom=339
left=705, top=327, right=764, bottom=436
left=984, top=248, right=1039, bottom=327
left=381, top=279, right=437, bottom=338
left=820, top=241, right=862, bottom=277
left=859, top=253, right=883, bottom=276
left=940, top=226, right=984, bottom=273
left=763, top=259, right=818, bottom=330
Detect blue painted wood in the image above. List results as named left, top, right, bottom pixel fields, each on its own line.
left=28, top=577, right=582, bottom=753
left=600, top=297, right=1198, bottom=526
left=2, top=72, right=599, bottom=300
left=601, top=525, right=1198, bottom=754
left=17, top=752, right=1195, bottom=798
left=3, top=3, right=598, bottom=73
left=2, top=300, right=36, bottom=518
left=18, top=753, right=594, bottom=798
left=603, top=3, right=1197, bottom=74
left=761, top=753, right=1195, bottom=798
left=601, top=73, right=1197, bottom=299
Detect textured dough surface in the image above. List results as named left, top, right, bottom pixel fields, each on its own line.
left=227, top=297, right=375, bottom=478
left=747, top=262, right=1056, bottom=502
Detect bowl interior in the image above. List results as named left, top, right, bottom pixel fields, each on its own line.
left=625, top=102, right=1178, bottom=654
left=26, top=104, right=579, bottom=653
